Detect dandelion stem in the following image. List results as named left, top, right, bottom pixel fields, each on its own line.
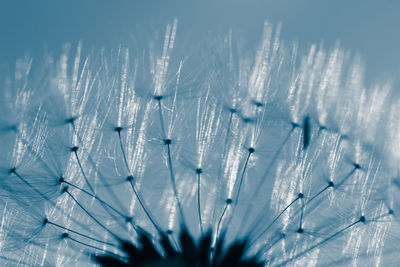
left=302, top=116, right=310, bottom=150
left=46, top=220, right=118, bottom=248
left=72, top=147, right=95, bottom=194
left=211, top=110, right=235, bottom=230
left=166, top=142, right=187, bottom=226
left=226, top=148, right=254, bottom=236
left=156, top=97, right=187, bottom=226
left=67, top=120, right=96, bottom=194
left=11, top=170, right=55, bottom=206
left=70, top=145, right=128, bottom=222
left=165, top=230, right=180, bottom=251
left=65, top=235, right=124, bottom=259
left=115, top=128, right=131, bottom=174
left=69, top=122, right=129, bottom=223
left=294, top=168, right=356, bottom=224
left=156, top=98, right=167, bottom=139
left=196, top=170, right=204, bottom=235
left=305, top=182, right=333, bottom=206
left=127, top=179, right=162, bottom=233
left=215, top=199, right=232, bottom=240
left=10, top=170, right=113, bottom=238
left=234, top=149, right=253, bottom=205
left=249, top=195, right=301, bottom=246
left=242, top=126, right=295, bottom=235
left=65, top=189, right=120, bottom=241
left=368, top=211, right=393, bottom=222
left=61, top=178, right=135, bottom=231
left=256, top=125, right=295, bottom=194
left=335, top=165, right=360, bottom=188
left=266, top=125, right=295, bottom=179
left=276, top=216, right=365, bottom=266
left=299, top=197, right=304, bottom=231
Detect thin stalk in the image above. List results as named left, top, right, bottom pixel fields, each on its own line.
left=215, top=199, right=232, bottom=241
left=276, top=217, right=365, bottom=266
left=226, top=148, right=254, bottom=236
left=11, top=170, right=56, bottom=206
left=166, top=142, right=186, bottom=225
left=46, top=220, right=118, bottom=248
left=156, top=97, right=186, bottom=225
left=66, top=235, right=124, bottom=259
left=65, top=189, right=120, bottom=241
left=197, top=170, right=204, bottom=235
left=242, top=126, right=295, bottom=235
left=128, top=179, right=162, bottom=233
left=72, top=148, right=95, bottom=194
left=61, top=179, right=135, bottom=233
left=211, top=110, right=235, bottom=230
left=249, top=195, right=301, bottom=246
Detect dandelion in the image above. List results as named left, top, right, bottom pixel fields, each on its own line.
left=0, top=19, right=399, bottom=266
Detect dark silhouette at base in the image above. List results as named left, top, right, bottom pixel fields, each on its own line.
left=94, top=227, right=263, bottom=267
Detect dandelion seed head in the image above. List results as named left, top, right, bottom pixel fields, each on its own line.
left=1, top=19, right=400, bottom=267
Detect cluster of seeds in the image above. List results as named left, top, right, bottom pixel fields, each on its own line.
left=0, top=20, right=399, bottom=266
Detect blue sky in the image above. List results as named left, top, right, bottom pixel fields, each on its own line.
left=1, top=0, right=399, bottom=85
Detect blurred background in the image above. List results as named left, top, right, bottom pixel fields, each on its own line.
left=0, top=0, right=399, bottom=85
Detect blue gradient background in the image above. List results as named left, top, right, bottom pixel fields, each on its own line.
left=0, top=0, right=399, bottom=85
left=0, top=1, right=398, bottom=265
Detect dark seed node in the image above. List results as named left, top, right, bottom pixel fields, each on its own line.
left=65, top=117, right=77, bottom=125
left=291, top=122, right=300, bottom=128
left=253, top=101, right=264, bottom=107
left=242, top=117, right=253, bottom=123
left=164, top=139, right=172, bottom=145
left=166, top=230, right=173, bottom=235
left=61, top=233, right=69, bottom=239
left=9, top=125, right=18, bottom=132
